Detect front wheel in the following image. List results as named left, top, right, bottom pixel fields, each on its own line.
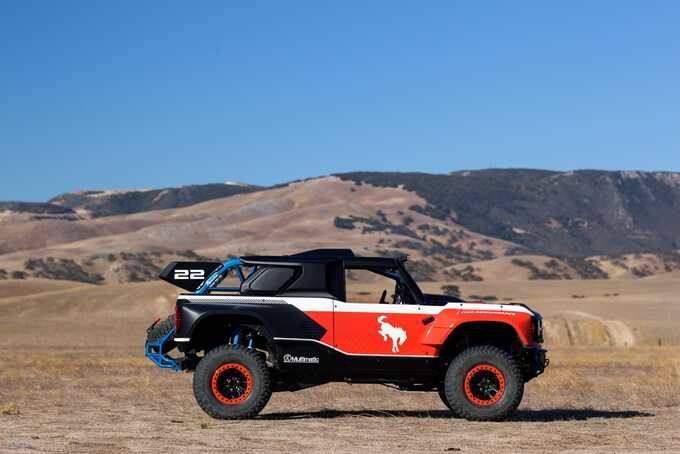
left=444, top=346, right=524, bottom=421
left=193, top=345, right=272, bottom=419
left=438, top=390, right=453, bottom=410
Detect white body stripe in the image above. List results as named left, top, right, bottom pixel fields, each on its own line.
left=180, top=294, right=533, bottom=316
left=332, top=301, right=531, bottom=315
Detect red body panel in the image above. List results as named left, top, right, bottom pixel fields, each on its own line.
left=426, top=308, right=537, bottom=348
left=304, top=303, right=538, bottom=357
left=334, top=311, right=438, bottom=356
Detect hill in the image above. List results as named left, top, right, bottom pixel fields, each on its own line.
left=0, top=177, right=520, bottom=283
left=0, top=201, right=77, bottom=219
left=2, top=169, right=680, bottom=285
left=48, top=182, right=261, bottom=217
left=335, top=170, right=680, bottom=256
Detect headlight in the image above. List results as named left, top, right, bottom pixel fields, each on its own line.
left=531, top=316, right=544, bottom=343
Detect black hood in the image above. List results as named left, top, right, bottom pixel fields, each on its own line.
left=423, top=293, right=467, bottom=305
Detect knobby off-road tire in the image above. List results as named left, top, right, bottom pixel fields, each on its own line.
left=147, top=315, right=176, bottom=353
left=438, top=389, right=464, bottom=418
left=444, top=345, right=524, bottom=421
left=193, top=345, right=272, bottom=420
left=438, top=390, right=453, bottom=410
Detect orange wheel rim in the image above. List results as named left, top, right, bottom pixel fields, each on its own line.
left=464, top=364, right=506, bottom=406
left=211, top=363, right=253, bottom=405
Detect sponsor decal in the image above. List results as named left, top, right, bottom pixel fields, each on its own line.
left=377, top=316, right=407, bottom=352
left=457, top=310, right=517, bottom=316
left=283, top=354, right=320, bottom=364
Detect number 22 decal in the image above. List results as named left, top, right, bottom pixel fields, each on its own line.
left=174, top=269, right=205, bottom=280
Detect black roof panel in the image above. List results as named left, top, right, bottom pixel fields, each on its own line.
left=241, top=248, right=356, bottom=266
left=291, top=248, right=355, bottom=258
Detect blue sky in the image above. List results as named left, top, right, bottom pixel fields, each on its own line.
left=1, top=1, right=679, bottom=201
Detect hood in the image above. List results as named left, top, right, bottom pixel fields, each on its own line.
left=423, top=293, right=467, bottom=304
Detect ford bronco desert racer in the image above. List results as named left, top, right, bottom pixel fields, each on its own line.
left=146, top=249, right=547, bottom=421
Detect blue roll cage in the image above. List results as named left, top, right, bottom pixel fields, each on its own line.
left=195, top=258, right=257, bottom=295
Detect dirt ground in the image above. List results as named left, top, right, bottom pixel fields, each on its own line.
left=1, top=279, right=680, bottom=453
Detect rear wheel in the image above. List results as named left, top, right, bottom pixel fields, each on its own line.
left=444, top=346, right=523, bottom=421
left=193, top=345, right=272, bottom=419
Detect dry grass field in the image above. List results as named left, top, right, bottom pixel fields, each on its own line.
left=1, top=275, right=680, bottom=453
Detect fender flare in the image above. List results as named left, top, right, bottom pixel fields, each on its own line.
left=184, top=309, right=277, bottom=354
left=436, top=320, right=527, bottom=358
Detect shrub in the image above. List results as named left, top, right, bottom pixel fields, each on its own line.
left=404, top=260, right=436, bottom=281
left=511, top=258, right=563, bottom=280
left=23, top=258, right=103, bottom=284
left=443, top=265, right=483, bottom=281
left=558, top=257, right=609, bottom=279
left=469, top=295, right=498, bottom=301
left=333, top=217, right=356, bottom=230
left=631, top=266, right=652, bottom=278
left=440, top=285, right=461, bottom=297
left=2, top=403, right=19, bottom=415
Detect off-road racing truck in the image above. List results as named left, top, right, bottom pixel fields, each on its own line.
left=146, top=249, right=547, bottom=421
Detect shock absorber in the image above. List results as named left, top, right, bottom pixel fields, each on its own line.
left=230, top=327, right=254, bottom=348
left=232, top=327, right=243, bottom=345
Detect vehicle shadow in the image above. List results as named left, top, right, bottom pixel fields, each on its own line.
left=513, top=409, right=654, bottom=422
left=258, top=408, right=653, bottom=421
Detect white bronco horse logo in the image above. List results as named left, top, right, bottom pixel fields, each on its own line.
left=377, top=316, right=407, bottom=353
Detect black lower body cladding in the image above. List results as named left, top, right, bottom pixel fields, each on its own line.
left=173, top=298, right=327, bottom=353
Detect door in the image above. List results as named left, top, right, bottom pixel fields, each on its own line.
left=333, top=265, right=438, bottom=357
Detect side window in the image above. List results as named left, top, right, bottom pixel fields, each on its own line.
left=241, top=266, right=296, bottom=295
left=344, top=267, right=415, bottom=305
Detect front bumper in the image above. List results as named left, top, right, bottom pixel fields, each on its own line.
left=521, top=346, right=548, bottom=381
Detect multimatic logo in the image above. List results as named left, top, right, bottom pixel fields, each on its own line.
left=283, top=354, right=320, bottom=364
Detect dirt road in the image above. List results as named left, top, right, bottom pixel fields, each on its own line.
left=3, top=402, right=678, bottom=453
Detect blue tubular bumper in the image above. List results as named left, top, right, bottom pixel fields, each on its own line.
left=145, top=328, right=182, bottom=371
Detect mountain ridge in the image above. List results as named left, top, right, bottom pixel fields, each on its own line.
left=335, top=169, right=680, bottom=256
left=0, top=183, right=263, bottom=219
left=2, top=169, right=679, bottom=259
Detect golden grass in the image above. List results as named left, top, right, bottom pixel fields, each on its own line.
left=0, top=345, right=679, bottom=452
left=523, top=347, right=680, bottom=410
left=1, top=402, right=19, bottom=415
left=1, top=277, right=679, bottom=452
left=1, top=347, right=679, bottom=413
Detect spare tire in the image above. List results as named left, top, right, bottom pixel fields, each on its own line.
left=147, top=315, right=176, bottom=353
